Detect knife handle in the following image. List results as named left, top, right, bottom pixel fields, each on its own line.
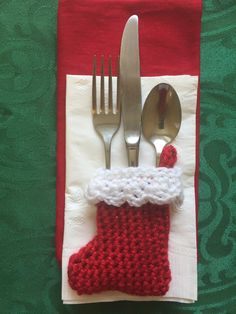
left=126, top=144, right=139, bottom=167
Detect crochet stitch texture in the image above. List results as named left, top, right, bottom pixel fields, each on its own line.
left=85, top=167, right=183, bottom=210
left=68, top=145, right=178, bottom=296
left=68, top=203, right=171, bottom=295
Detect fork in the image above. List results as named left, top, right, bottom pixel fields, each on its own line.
left=92, top=55, right=121, bottom=169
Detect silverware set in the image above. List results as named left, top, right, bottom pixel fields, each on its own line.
left=92, top=15, right=181, bottom=168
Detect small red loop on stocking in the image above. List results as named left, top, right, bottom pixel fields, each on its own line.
left=159, top=145, right=177, bottom=168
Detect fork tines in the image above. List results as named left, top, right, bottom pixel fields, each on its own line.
left=92, top=55, right=120, bottom=114
left=92, top=55, right=121, bottom=169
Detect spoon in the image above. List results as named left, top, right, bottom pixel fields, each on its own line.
left=142, top=83, right=182, bottom=166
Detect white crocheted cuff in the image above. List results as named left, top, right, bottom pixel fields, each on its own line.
left=85, top=167, right=184, bottom=211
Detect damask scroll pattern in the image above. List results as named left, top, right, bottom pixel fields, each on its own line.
left=181, top=1, right=236, bottom=313
left=172, top=1, right=236, bottom=313
left=0, top=1, right=61, bottom=313
left=0, top=0, right=236, bottom=313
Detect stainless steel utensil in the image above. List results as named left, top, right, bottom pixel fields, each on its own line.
left=120, top=15, right=142, bottom=167
left=142, top=83, right=182, bottom=166
left=92, top=55, right=121, bottom=169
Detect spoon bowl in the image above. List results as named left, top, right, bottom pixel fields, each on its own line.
left=142, top=83, right=182, bottom=166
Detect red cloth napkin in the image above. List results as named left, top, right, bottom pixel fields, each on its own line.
left=56, top=0, right=202, bottom=263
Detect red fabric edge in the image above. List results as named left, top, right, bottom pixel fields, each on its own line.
left=55, top=1, right=65, bottom=265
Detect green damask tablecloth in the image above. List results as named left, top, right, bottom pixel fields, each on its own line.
left=0, top=0, right=235, bottom=313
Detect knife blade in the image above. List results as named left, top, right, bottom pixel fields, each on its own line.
left=120, top=15, right=142, bottom=167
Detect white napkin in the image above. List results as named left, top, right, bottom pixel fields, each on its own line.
left=62, top=75, right=198, bottom=304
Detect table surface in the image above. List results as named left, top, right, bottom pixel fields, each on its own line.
left=0, top=1, right=236, bottom=313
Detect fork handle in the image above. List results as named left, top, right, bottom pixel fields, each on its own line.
left=104, top=140, right=112, bottom=169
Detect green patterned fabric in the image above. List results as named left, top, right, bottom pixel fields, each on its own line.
left=0, top=0, right=235, bottom=313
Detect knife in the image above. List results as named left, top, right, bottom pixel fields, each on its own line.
left=120, top=15, right=142, bottom=167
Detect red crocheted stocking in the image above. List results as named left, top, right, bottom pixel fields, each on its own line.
left=68, top=146, right=179, bottom=296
